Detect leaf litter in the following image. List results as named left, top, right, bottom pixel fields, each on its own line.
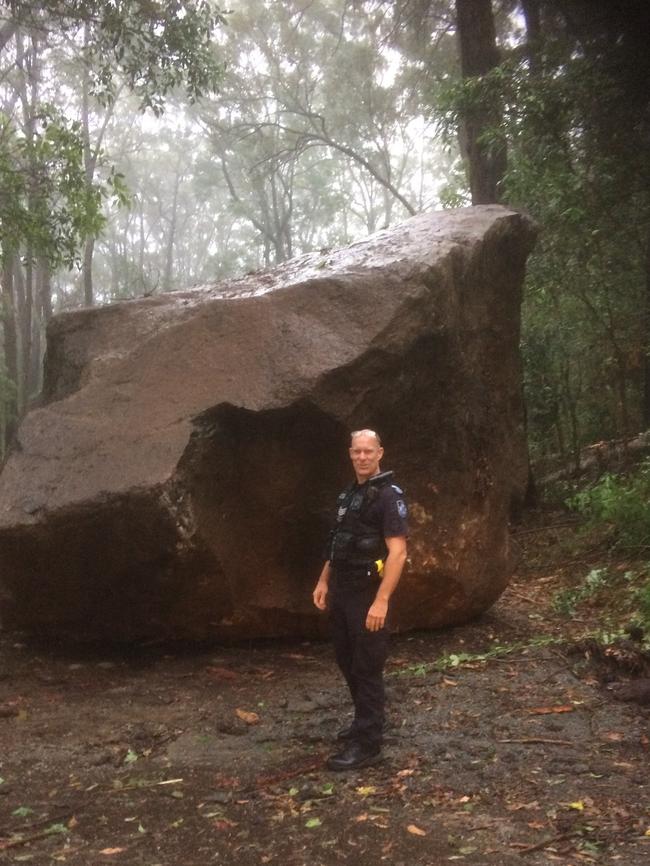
left=1, top=512, right=650, bottom=863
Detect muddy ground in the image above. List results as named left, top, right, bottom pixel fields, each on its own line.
left=1, top=514, right=649, bottom=865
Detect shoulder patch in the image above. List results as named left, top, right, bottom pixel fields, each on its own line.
left=391, top=484, right=403, bottom=494
left=396, top=499, right=408, bottom=518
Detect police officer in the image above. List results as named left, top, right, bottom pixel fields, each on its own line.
left=313, top=429, right=408, bottom=771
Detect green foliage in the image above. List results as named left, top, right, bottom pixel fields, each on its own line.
left=551, top=554, right=650, bottom=644
left=0, top=357, right=17, bottom=457
left=395, top=635, right=560, bottom=677
left=432, top=30, right=650, bottom=463
left=553, top=567, right=613, bottom=616
left=7, top=1, right=227, bottom=113
left=568, top=460, right=650, bottom=551
left=634, top=580, right=650, bottom=635
left=0, top=107, right=108, bottom=267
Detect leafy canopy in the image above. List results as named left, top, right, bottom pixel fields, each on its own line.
left=3, top=1, right=227, bottom=113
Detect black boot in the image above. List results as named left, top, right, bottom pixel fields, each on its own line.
left=336, top=723, right=357, bottom=741
left=326, top=741, right=381, bottom=771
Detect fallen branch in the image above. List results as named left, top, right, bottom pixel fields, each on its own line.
left=507, top=590, right=541, bottom=604
left=498, top=737, right=573, bottom=746
left=0, top=811, right=72, bottom=840
left=514, top=830, right=578, bottom=855
left=108, top=778, right=184, bottom=794
left=0, top=825, right=69, bottom=851
left=511, top=520, right=581, bottom=536
left=243, top=758, right=325, bottom=794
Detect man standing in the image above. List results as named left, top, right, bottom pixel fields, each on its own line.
left=313, top=429, right=408, bottom=771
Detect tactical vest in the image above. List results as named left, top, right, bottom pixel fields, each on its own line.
left=329, top=471, right=394, bottom=572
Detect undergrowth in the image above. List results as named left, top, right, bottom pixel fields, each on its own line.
left=394, top=636, right=561, bottom=677
left=555, top=461, right=650, bottom=646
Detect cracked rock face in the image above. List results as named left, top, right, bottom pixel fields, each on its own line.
left=0, top=206, right=537, bottom=641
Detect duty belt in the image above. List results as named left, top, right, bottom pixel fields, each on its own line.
left=332, top=559, right=383, bottom=588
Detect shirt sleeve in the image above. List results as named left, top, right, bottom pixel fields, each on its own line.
left=380, top=485, right=409, bottom=538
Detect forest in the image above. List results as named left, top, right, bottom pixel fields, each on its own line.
left=2, top=4, right=650, bottom=863
left=1, top=0, right=649, bottom=471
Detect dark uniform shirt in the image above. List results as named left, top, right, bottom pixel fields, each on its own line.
left=328, top=472, right=408, bottom=572
left=363, top=481, right=409, bottom=541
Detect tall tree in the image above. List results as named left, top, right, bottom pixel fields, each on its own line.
left=454, top=0, right=505, bottom=203
left=196, top=0, right=444, bottom=264
left=0, top=0, right=227, bottom=455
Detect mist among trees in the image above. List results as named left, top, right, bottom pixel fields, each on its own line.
left=1, top=0, right=649, bottom=473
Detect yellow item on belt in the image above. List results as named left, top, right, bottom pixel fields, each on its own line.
left=375, top=559, right=384, bottom=576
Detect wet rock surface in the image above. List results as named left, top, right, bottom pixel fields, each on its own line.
left=0, top=206, right=536, bottom=640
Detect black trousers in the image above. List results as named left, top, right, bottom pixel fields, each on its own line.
left=329, top=574, right=389, bottom=748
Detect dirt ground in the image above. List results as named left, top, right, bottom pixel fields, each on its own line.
left=1, top=513, right=649, bottom=865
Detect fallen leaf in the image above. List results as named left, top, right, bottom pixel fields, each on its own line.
left=206, top=667, right=238, bottom=680
left=100, top=849, right=126, bottom=856
left=507, top=800, right=539, bottom=812
left=305, top=817, right=322, bottom=828
left=249, top=667, right=275, bottom=679
left=407, top=824, right=427, bottom=836
left=213, top=774, right=240, bottom=789
left=396, top=769, right=415, bottom=778
left=355, top=786, right=376, bottom=796
left=442, top=677, right=458, bottom=687
left=355, top=813, right=369, bottom=822
left=603, top=731, right=624, bottom=741
left=68, top=816, right=78, bottom=829
left=213, top=818, right=238, bottom=830
left=235, top=709, right=260, bottom=725
left=568, top=801, right=585, bottom=811
left=527, top=705, right=574, bottom=715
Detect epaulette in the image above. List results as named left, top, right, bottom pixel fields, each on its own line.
left=368, top=470, right=394, bottom=487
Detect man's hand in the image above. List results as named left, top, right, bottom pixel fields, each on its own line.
left=313, top=580, right=329, bottom=610
left=366, top=598, right=388, bottom=631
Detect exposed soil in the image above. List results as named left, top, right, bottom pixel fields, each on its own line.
left=1, top=511, right=649, bottom=865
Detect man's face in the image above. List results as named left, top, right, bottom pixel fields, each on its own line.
left=349, top=434, right=384, bottom=482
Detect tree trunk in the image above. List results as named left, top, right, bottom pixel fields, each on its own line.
left=83, top=236, right=95, bottom=306
left=455, top=0, right=506, bottom=204
left=21, top=257, right=33, bottom=406
left=643, top=223, right=650, bottom=428
left=163, top=162, right=182, bottom=292
left=1, top=254, right=19, bottom=448
left=13, top=258, right=26, bottom=413
left=81, top=23, right=98, bottom=306
left=39, top=257, right=52, bottom=324
left=521, top=0, right=542, bottom=73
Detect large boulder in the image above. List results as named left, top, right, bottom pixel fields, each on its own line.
left=0, top=206, right=536, bottom=641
